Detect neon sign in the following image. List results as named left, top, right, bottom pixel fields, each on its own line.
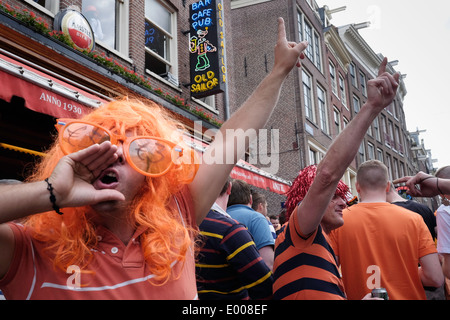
left=189, top=0, right=227, bottom=98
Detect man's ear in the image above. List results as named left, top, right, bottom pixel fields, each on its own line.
left=355, top=181, right=361, bottom=194
left=385, top=182, right=391, bottom=193
left=257, top=202, right=264, bottom=212
left=226, top=182, right=232, bottom=195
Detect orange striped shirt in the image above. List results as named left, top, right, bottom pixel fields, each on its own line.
left=273, top=212, right=346, bottom=300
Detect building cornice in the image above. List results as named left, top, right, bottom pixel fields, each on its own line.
left=338, top=24, right=407, bottom=101
left=324, top=26, right=352, bottom=72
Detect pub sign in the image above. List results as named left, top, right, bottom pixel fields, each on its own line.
left=189, top=0, right=227, bottom=98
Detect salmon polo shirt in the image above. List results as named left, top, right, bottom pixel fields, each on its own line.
left=0, top=190, right=198, bottom=300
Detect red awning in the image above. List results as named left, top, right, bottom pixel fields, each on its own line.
left=231, top=160, right=291, bottom=195
left=0, top=53, right=107, bottom=119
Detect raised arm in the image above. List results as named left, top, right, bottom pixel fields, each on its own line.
left=296, top=58, right=400, bottom=236
left=189, top=18, right=308, bottom=225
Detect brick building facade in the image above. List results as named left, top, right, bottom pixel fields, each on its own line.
left=0, top=0, right=228, bottom=180
left=229, top=0, right=417, bottom=211
left=0, top=0, right=428, bottom=214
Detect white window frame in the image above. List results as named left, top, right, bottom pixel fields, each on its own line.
left=377, top=148, right=384, bottom=162
left=297, top=9, right=322, bottom=71
left=333, top=107, right=341, bottom=135
left=359, top=142, right=366, bottom=164
left=349, top=63, right=357, bottom=88
left=373, top=117, right=381, bottom=141
left=352, top=95, right=360, bottom=114
left=81, top=0, right=130, bottom=58
left=329, top=61, right=338, bottom=96
left=145, top=0, right=178, bottom=84
left=317, top=85, right=329, bottom=134
left=367, top=142, right=375, bottom=160
left=339, top=74, right=347, bottom=107
left=359, top=71, right=367, bottom=96
left=230, top=0, right=272, bottom=9
left=308, top=141, right=326, bottom=166
left=302, top=69, right=315, bottom=122
left=24, top=0, right=59, bottom=16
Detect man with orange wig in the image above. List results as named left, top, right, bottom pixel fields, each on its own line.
left=0, top=18, right=307, bottom=299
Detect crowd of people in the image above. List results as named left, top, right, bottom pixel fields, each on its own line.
left=0, top=17, right=448, bottom=300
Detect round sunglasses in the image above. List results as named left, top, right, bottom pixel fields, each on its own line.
left=55, top=118, right=185, bottom=177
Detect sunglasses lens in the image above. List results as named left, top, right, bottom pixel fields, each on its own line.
left=129, top=138, right=180, bottom=175
left=61, top=122, right=111, bottom=154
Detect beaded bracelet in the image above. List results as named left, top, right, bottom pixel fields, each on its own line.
left=45, top=178, right=63, bottom=215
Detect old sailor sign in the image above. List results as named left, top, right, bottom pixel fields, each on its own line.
left=189, top=0, right=227, bottom=98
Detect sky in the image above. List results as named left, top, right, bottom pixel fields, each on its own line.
left=317, top=0, right=450, bottom=170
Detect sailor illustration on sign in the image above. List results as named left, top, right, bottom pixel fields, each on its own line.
left=190, top=28, right=217, bottom=72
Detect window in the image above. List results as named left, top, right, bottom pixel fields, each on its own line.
left=367, top=123, right=373, bottom=137
left=343, top=116, right=349, bottom=129
left=373, top=117, right=381, bottom=141
left=309, top=143, right=325, bottom=165
left=387, top=100, right=398, bottom=119
left=377, top=148, right=383, bottom=162
left=329, top=61, right=338, bottom=96
left=399, top=162, right=405, bottom=179
left=352, top=95, right=360, bottom=114
left=359, top=71, right=367, bottom=96
left=309, top=148, right=318, bottom=165
left=392, top=101, right=398, bottom=119
left=82, top=0, right=129, bottom=53
left=381, top=115, right=390, bottom=148
left=339, top=74, right=347, bottom=106
left=358, top=142, right=366, bottom=164
left=317, top=85, right=329, bottom=134
left=349, top=63, right=357, bottom=87
left=302, top=70, right=314, bottom=122
left=297, top=11, right=303, bottom=42
left=393, top=158, right=399, bottom=179
left=333, top=107, right=341, bottom=135
left=394, top=125, right=402, bottom=152
left=25, top=0, right=59, bottom=14
left=145, top=0, right=178, bottom=82
left=388, top=120, right=394, bottom=149
left=367, top=142, right=375, bottom=160
left=304, top=21, right=313, bottom=60
left=193, top=95, right=216, bottom=113
left=314, top=34, right=321, bottom=71
left=386, top=154, right=393, bottom=180
left=297, top=10, right=322, bottom=71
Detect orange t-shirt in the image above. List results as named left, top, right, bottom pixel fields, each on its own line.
left=0, top=189, right=198, bottom=300
left=329, top=202, right=437, bottom=300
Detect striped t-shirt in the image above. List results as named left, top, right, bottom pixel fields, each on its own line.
left=272, top=211, right=346, bottom=300
left=196, top=209, right=273, bottom=300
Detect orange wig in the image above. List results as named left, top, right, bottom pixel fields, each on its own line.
left=284, top=165, right=349, bottom=220
left=25, top=97, right=199, bottom=284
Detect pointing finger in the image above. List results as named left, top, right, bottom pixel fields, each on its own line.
left=277, top=17, right=287, bottom=43
left=378, top=57, right=388, bottom=77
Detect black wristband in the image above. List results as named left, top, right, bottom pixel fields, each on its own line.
left=45, top=178, right=63, bottom=215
